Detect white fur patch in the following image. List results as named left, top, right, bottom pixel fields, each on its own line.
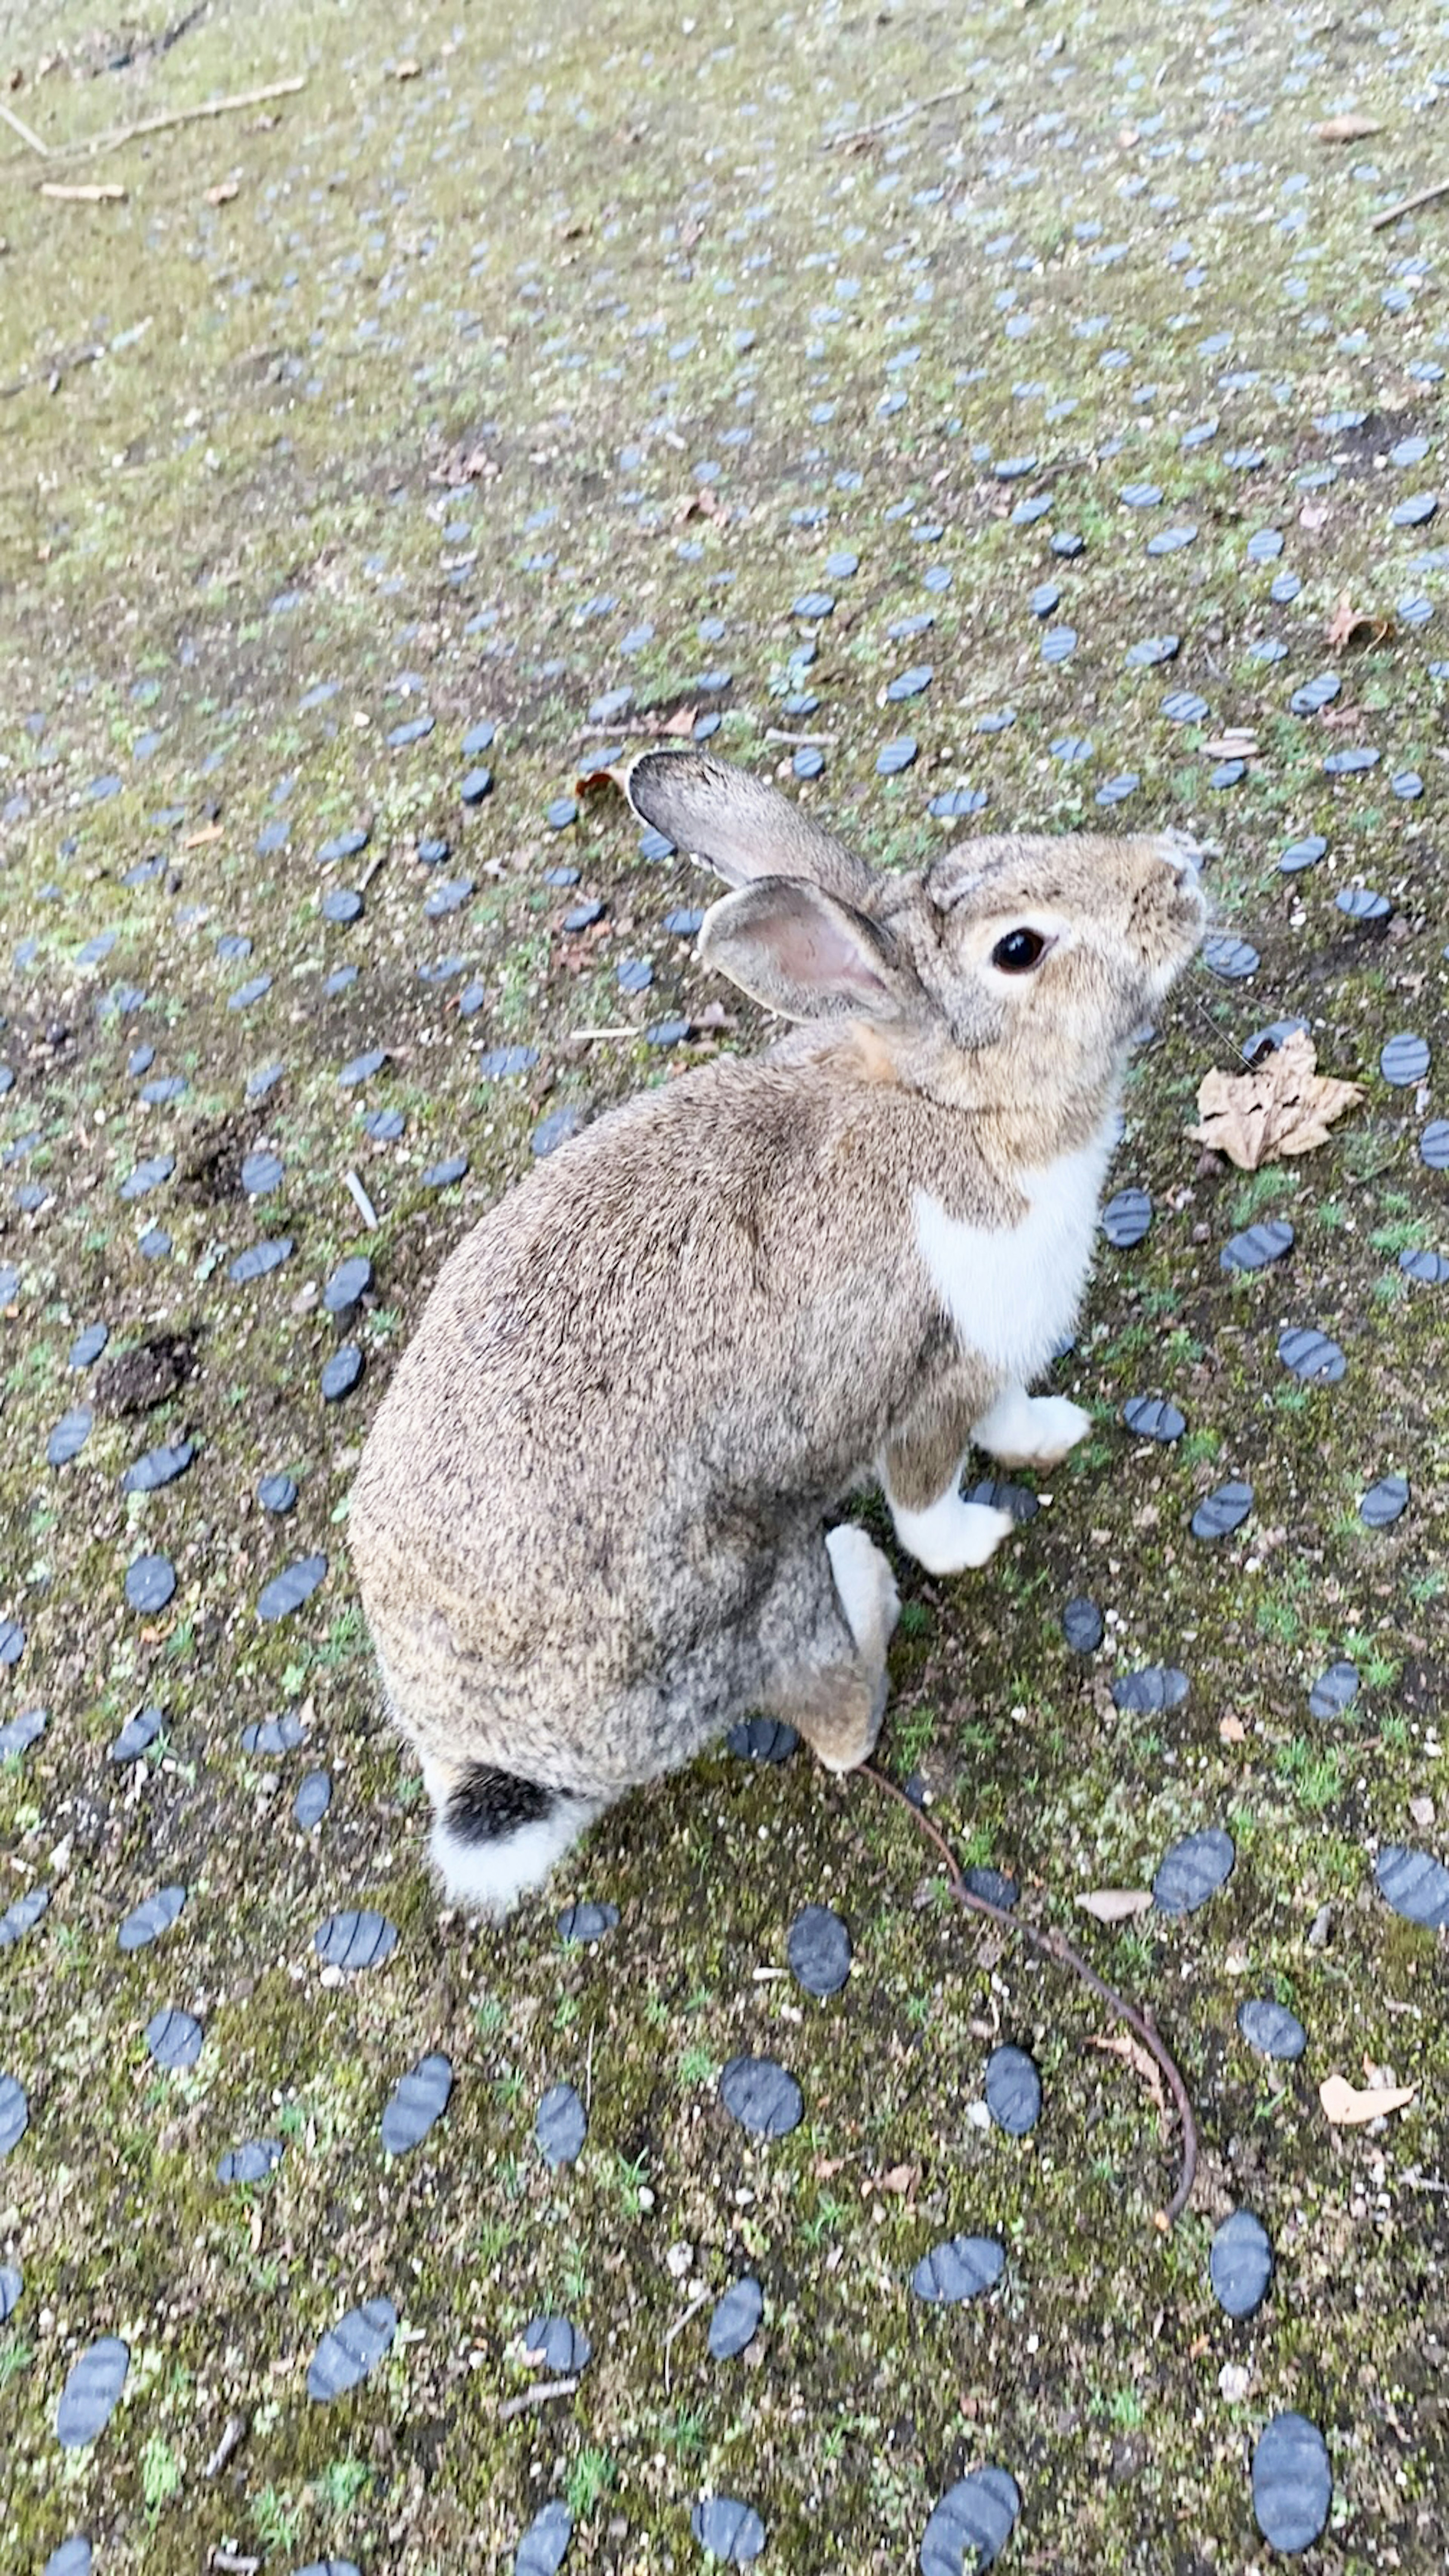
left=888, top=1492, right=1015, bottom=1576
left=912, top=1120, right=1117, bottom=1387
left=430, top=1800, right=594, bottom=1917
left=825, top=1522, right=900, bottom=1654
left=972, top=1386, right=1092, bottom=1469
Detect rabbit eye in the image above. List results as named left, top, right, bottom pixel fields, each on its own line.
left=991, top=928, right=1047, bottom=974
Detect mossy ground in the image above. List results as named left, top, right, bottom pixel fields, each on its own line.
left=2, top=0, right=1448, bottom=2567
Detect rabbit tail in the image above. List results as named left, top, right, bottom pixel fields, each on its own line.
left=427, top=1760, right=603, bottom=1917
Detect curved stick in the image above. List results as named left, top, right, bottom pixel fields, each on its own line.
left=860, top=1763, right=1198, bottom=2226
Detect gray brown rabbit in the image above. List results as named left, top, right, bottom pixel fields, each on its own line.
left=348, top=750, right=1206, bottom=1913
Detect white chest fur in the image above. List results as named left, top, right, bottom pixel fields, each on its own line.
left=912, top=1120, right=1117, bottom=1387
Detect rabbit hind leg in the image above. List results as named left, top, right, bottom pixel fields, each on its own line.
left=760, top=1523, right=900, bottom=1775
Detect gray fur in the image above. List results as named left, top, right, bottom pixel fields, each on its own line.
left=348, top=750, right=1206, bottom=1910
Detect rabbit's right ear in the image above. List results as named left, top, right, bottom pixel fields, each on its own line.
left=618, top=749, right=877, bottom=906
left=699, top=878, right=919, bottom=1024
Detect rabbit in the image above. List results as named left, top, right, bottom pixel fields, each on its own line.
left=347, top=749, right=1206, bottom=1915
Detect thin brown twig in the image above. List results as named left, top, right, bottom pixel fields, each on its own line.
left=203, top=2410, right=247, bottom=2477
left=860, top=1763, right=1198, bottom=2227
left=497, top=2373, right=579, bottom=2422
left=1371, top=176, right=1449, bottom=231
left=62, top=74, right=307, bottom=162
left=826, top=80, right=974, bottom=150
left=663, top=2286, right=711, bottom=2395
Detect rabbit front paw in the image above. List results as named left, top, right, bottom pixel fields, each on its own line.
left=888, top=1491, right=1016, bottom=1577
left=972, top=1386, right=1092, bottom=1470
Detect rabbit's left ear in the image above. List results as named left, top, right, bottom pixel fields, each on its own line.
left=605, top=747, right=879, bottom=906
left=699, top=878, right=919, bottom=1023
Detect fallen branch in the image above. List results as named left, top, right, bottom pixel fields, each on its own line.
left=860, top=1763, right=1198, bottom=2226
left=497, top=2374, right=579, bottom=2422
left=1371, top=176, right=1449, bottom=231
left=1, top=98, right=49, bottom=156
left=826, top=81, right=974, bottom=150
left=62, top=74, right=306, bottom=163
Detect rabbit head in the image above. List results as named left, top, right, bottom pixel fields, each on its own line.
left=620, top=749, right=1206, bottom=1135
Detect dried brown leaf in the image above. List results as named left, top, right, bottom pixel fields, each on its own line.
left=661, top=704, right=698, bottom=737
left=1076, top=1887, right=1152, bottom=1925
left=1088, top=2029, right=1167, bottom=2112
left=1325, top=589, right=1390, bottom=650
left=1313, top=114, right=1383, bottom=143
left=1319, top=2072, right=1416, bottom=2125
left=1219, top=1713, right=1247, bottom=1744
left=205, top=180, right=238, bottom=206
left=1187, top=1029, right=1364, bottom=1171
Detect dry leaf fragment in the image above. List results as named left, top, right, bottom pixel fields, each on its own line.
left=867, top=2162, right=919, bottom=2197
left=1313, top=114, right=1383, bottom=143
left=1219, top=1713, right=1247, bottom=1744
left=394, top=58, right=420, bottom=79
left=1203, top=731, right=1259, bottom=760
left=205, top=180, right=238, bottom=206
left=1320, top=2073, right=1416, bottom=2125
left=1088, top=2030, right=1166, bottom=2111
left=1188, top=1029, right=1364, bottom=1172
left=1325, top=589, right=1390, bottom=651
left=1076, top=1888, right=1153, bottom=1924
left=661, top=705, right=698, bottom=737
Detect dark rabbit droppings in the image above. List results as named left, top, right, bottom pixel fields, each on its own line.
left=1122, top=1396, right=1185, bottom=1443
left=920, top=2466, right=1022, bottom=2575
left=536, top=2081, right=588, bottom=2167
left=217, top=2138, right=284, bottom=2184
left=691, top=2498, right=766, bottom=2565
left=523, top=2314, right=592, bottom=2373
left=911, top=2235, right=1005, bottom=2306
left=1381, top=1033, right=1431, bottom=1087
left=1359, top=1473, right=1409, bottom=1528
left=43, top=2546, right=94, bottom=2576
left=381, top=2052, right=454, bottom=2155
left=1221, top=1220, right=1294, bottom=1273
left=0, top=2072, right=28, bottom=2159
left=786, top=1904, right=852, bottom=1997
left=719, top=2055, right=803, bottom=2138
left=1308, top=1661, right=1359, bottom=1719
left=1112, top=1664, right=1189, bottom=1715
left=557, top=1900, right=619, bottom=1944
left=314, top=1910, right=397, bottom=1972
left=145, top=2007, right=203, bottom=2070
left=125, top=1553, right=176, bottom=1613
left=1375, top=1845, right=1449, bottom=1929
left=1153, top=1829, right=1235, bottom=1916
left=1061, top=1596, right=1104, bottom=1653
left=1277, top=1327, right=1346, bottom=1384
left=258, top=1473, right=298, bottom=1515
left=0, top=2262, right=21, bottom=2322
left=984, top=2044, right=1041, bottom=2136
left=1101, top=1188, right=1152, bottom=1247
left=1210, top=2209, right=1274, bottom=2318
left=256, top=1554, right=328, bottom=1621
left=293, top=1769, right=332, bottom=1829
left=117, top=1884, right=185, bottom=1952
left=1190, top=1480, right=1254, bottom=1540
left=514, top=2501, right=573, bottom=2576
left=1399, top=1248, right=1449, bottom=1285
left=55, top=2336, right=129, bottom=2448
left=306, top=2296, right=398, bottom=2401
left=1252, top=2412, right=1332, bottom=2553
left=320, top=1345, right=364, bottom=1401
left=1238, top=1999, right=1307, bottom=2062
left=0, top=1885, right=49, bottom=1949
left=708, top=2276, right=764, bottom=2359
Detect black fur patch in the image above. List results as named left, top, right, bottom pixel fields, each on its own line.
left=445, top=1762, right=556, bottom=1844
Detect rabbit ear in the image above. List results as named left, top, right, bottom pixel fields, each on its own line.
left=618, top=749, right=877, bottom=904
left=699, top=878, right=917, bottom=1023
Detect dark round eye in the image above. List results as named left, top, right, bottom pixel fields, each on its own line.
left=991, top=927, right=1047, bottom=974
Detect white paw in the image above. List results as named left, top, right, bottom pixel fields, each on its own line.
left=889, top=1493, right=1016, bottom=1576
left=825, top=1523, right=900, bottom=1654
left=972, top=1387, right=1092, bottom=1470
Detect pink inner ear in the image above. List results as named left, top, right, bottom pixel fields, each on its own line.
left=771, top=908, right=890, bottom=999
